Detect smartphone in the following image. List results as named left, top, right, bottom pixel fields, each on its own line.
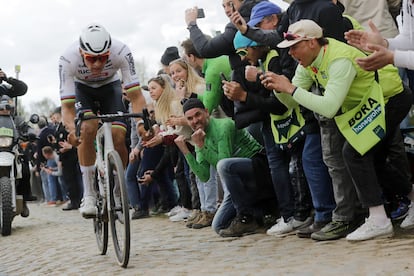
left=258, top=59, right=265, bottom=74
left=197, top=8, right=205, bottom=18
left=230, top=2, right=235, bottom=12
left=220, top=72, right=228, bottom=82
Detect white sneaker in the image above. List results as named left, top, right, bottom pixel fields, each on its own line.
left=79, top=196, right=97, bottom=219
left=400, top=204, right=414, bottom=229
left=346, top=218, right=394, bottom=241
left=167, top=205, right=182, bottom=217
left=267, top=218, right=293, bottom=236
left=266, top=217, right=312, bottom=237
left=169, top=208, right=191, bottom=222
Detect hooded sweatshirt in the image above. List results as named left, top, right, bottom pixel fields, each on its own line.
left=285, top=0, right=346, bottom=42
left=187, top=0, right=266, bottom=70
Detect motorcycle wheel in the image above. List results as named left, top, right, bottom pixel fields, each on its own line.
left=0, top=176, right=13, bottom=236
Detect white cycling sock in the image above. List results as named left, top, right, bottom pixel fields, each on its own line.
left=80, top=165, right=96, bottom=198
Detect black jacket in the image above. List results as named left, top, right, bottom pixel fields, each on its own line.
left=188, top=0, right=267, bottom=117
left=188, top=0, right=266, bottom=70
left=232, top=52, right=288, bottom=129
left=36, top=125, right=55, bottom=171
left=0, top=78, right=28, bottom=97
left=284, top=0, right=346, bottom=42
left=243, top=12, right=297, bottom=81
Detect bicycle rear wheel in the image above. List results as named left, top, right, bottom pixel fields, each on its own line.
left=107, top=151, right=130, bottom=268
left=93, top=179, right=108, bottom=255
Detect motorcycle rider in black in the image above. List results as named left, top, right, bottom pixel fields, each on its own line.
left=0, top=68, right=32, bottom=217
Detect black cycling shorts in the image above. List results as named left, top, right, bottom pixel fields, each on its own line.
left=74, top=80, right=127, bottom=127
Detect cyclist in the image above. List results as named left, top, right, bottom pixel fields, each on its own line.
left=59, top=23, right=145, bottom=218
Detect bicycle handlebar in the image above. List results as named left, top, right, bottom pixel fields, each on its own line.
left=75, top=112, right=144, bottom=138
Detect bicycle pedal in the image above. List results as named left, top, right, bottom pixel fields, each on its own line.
left=82, top=213, right=97, bottom=219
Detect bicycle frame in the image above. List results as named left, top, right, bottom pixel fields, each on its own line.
left=75, top=111, right=143, bottom=268
left=95, top=122, right=114, bottom=212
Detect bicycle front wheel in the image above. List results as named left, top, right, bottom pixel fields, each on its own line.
left=94, top=168, right=108, bottom=255
left=107, top=151, right=130, bottom=268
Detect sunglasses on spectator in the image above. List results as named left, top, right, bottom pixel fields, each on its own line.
left=283, top=32, right=309, bottom=41
left=236, top=48, right=248, bottom=57
left=83, top=52, right=110, bottom=63
left=149, top=75, right=165, bottom=86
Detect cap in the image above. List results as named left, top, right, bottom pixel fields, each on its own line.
left=277, top=19, right=323, bottom=48
left=182, top=98, right=205, bottom=114
left=248, top=1, right=282, bottom=27
left=161, top=46, right=180, bottom=66
left=233, top=31, right=261, bottom=50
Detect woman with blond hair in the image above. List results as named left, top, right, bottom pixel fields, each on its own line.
left=169, top=58, right=205, bottom=99
left=141, top=74, right=195, bottom=221
left=169, top=59, right=219, bottom=228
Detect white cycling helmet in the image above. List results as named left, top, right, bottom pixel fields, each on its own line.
left=79, top=23, right=111, bottom=55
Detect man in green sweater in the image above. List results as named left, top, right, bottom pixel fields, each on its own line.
left=174, top=98, right=274, bottom=237
left=181, top=38, right=232, bottom=118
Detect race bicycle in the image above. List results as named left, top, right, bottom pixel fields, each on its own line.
left=75, top=111, right=142, bottom=268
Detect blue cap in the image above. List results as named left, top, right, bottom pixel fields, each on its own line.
left=233, top=31, right=261, bottom=50
left=248, top=1, right=282, bottom=27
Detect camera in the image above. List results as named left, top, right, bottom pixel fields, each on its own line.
left=47, top=134, right=56, bottom=144
left=197, top=8, right=205, bottom=18
left=0, top=95, right=13, bottom=111
left=0, top=68, right=7, bottom=84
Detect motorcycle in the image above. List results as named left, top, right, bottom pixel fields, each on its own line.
left=0, top=96, right=32, bottom=236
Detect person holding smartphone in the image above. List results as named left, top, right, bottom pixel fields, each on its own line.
left=184, top=0, right=267, bottom=117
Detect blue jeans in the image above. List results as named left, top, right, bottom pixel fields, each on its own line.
left=46, top=159, right=60, bottom=202
left=47, top=174, right=59, bottom=202
left=261, top=122, right=293, bottom=220
left=46, top=178, right=59, bottom=203
left=125, top=158, right=140, bottom=208
left=184, top=156, right=201, bottom=210
left=302, top=133, right=336, bottom=222
left=196, top=165, right=218, bottom=213
left=40, top=170, right=50, bottom=202
left=58, top=176, right=69, bottom=201
left=212, top=158, right=257, bottom=233
left=262, top=122, right=313, bottom=221
left=138, top=145, right=177, bottom=210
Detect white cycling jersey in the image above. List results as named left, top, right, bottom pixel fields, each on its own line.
left=59, top=38, right=140, bottom=103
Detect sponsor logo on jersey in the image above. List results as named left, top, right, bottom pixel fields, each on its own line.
left=124, top=53, right=136, bottom=75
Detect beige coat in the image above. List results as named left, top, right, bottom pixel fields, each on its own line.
left=341, top=0, right=400, bottom=38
